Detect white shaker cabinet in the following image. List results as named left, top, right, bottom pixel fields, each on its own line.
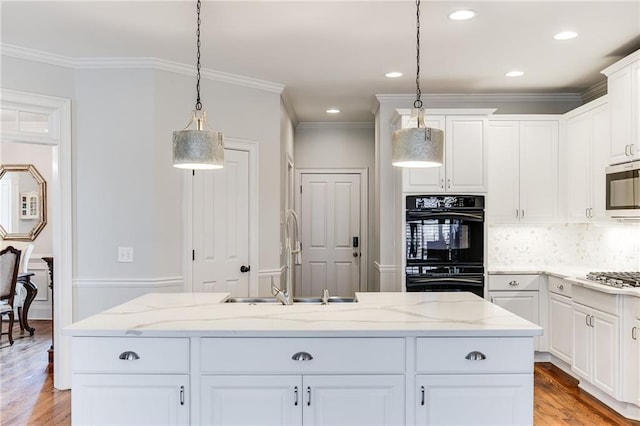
left=403, top=115, right=487, bottom=194
left=572, top=289, right=621, bottom=398
left=200, top=374, right=405, bottom=426
left=488, top=274, right=543, bottom=351
left=548, top=290, right=573, bottom=364
left=565, top=99, right=610, bottom=222
left=487, top=119, right=560, bottom=223
left=602, top=51, right=640, bottom=164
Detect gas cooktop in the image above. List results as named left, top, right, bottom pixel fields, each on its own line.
left=585, top=272, right=640, bottom=288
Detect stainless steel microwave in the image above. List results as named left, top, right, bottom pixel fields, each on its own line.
left=606, top=160, right=640, bottom=219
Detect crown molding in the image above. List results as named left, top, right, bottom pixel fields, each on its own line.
left=580, top=80, right=607, bottom=103
left=376, top=92, right=583, bottom=105
left=601, top=48, right=640, bottom=77
left=1, top=43, right=284, bottom=94
left=280, top=91, right=299, bottom=127
left=296, top=121, right=375, bottom=130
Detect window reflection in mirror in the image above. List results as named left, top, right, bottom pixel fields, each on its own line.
left=0, top=164, right=47, bottom=241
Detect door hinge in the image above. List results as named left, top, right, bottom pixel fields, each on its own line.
left=192, top=250, right=195, bottom=261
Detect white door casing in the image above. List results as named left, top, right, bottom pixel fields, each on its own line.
left=185, top=138, right=259, bottom=296
left=297, top=169, right=368, bottom=298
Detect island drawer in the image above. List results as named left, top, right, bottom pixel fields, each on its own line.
left=572, top=285, right=619, bottom=315
left=416, top=337, right=533, bottom=374
left=72, top=337, right=190, bottom=374
left=200, top=337, right=405, bottom=373
left=488, top=274, right=541, bottom=291
left=548, top=276, right=572, bottom=297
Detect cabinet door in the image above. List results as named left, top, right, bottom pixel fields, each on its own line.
left=592, top=309, right=620, bottom=397
left=490, top=291, right=540, bottom=350
left=608, top=66, right=633, bottom=164
left=566, top=113, right=592, bottom=222
left=72, top=374, right=189, bottom=425
left=446, top=117, right=486, bottom=193
left=486, top=121, right=520, bottom=223
left=590, top=104, right=610, bottom=221
left=519, top=121, right=559, bottom=223
left=403, top=116, right=446, bottom=193
left=548, top=293, right=573, bottom=364
left=572, top=304, right=592, bottom=381
left=200, top=375, right=301, bottom=426
left=302, top=375, right=404, bottom=426
left=415, top=374, right=533, bottom=425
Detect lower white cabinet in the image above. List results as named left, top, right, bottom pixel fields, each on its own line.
left=200, top=374, right=405, bottom=426
left=73, top=374, right=190, bottom=426
left=548, top=292, right=573, bottom=364
left=415, top=374, right=533, bottom=426
left=572, top=302, right=620, bottom=397
left=635, top=318, right=640, bottom=406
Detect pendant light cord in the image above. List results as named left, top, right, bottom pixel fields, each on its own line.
left=195, top=0, right=203, bottom=111
left=414, top=0, right=422, bottom=109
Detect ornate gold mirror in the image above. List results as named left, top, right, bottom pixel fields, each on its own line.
left=0, top=164, right=47, bottom=241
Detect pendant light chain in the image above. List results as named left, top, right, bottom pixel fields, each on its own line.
left=414, top=0, right=422, bottom=109
left=195, top=0, right=203, bottom=111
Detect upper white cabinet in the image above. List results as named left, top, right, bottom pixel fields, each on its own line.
left=565, top=98, right=610, bottom=222
left=487, top=119, right=560, bottom=223
left=403, top=114, right=489, bottom=194
left=602, top=50, right=640, bottom=164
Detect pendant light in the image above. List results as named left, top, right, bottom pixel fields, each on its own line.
left=392, top=0, right=443, bottom=168
left=173, top=0, right=224, bottom=170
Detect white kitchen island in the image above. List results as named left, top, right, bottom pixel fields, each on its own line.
left=65, top=292, right=542, bottom=426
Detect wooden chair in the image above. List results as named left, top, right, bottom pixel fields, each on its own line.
left=0, top=246, right=22, bottom=345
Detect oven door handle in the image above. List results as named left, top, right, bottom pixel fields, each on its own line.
left=408, top=277, right=484, bottom=285
left=407, top=211, right=484, bottom=222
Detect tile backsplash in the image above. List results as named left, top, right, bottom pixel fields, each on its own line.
left=488, top=223, right=640, bottom=270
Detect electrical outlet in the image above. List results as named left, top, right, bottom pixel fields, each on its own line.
left=118, top=247, right=134, bottom=263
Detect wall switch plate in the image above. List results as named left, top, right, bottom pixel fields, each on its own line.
left=118, top=247, right=134, bottom=263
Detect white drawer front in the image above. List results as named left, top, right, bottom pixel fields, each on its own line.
left=572, top=285, right=619, bottom=316
left=416, top=337, right=533, bottom=374
left=489, top=274, right=540, bottom=291
left=201, top=338, right=405, bottom=374
left=548, top=275, right=572, bottom=297
left=73, top=337, right=190, bottom=374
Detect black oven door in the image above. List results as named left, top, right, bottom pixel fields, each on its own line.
left=406, top=274, right=484, bottom=298
left=406, top=210, right=484, bottom=264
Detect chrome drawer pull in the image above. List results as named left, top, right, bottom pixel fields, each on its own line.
left=465, top=351, right=487, bottom=361
left=509, top=280, right=519, bottom=286
left=294, top=386, right=299, bottom=406
left=118, top=351, right=140, bottom=361
left=420, top=385, right=425, bottom=406
left=307, top=386, right=311, bottom=406
left=180, top=385, right=185, bottom=406
left=633, top=327, right=637, bottom=341
left=291, top=351, right=313, bottom=361
left=557, top=284, right=564, bottom=290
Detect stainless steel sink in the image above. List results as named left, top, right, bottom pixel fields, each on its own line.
left=224, top=296, right=356, bottom=304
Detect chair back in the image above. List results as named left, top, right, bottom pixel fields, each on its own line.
left=0, top=246, right=21, bottom=305
left=21, top=244, right=34, bottom=273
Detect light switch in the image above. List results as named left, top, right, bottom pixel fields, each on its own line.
left=118, top=247, right=134, bottom=263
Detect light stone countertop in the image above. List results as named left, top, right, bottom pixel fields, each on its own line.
left=64, top=291, right=543, bottom=338
left=488, top=266, right=640, bottom=297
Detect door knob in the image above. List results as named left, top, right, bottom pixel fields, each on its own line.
left=240, top=265, right=251, bottom=273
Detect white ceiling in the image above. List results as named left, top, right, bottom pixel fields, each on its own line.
left=2, top=1, right=639, bottom=123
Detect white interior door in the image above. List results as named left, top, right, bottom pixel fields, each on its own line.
left=300, top=173, right=361, bottom=297
left=192, top=149, right=250, bottom=296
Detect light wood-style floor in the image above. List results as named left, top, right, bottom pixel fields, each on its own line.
left=1, top=320, right=639, bottom=425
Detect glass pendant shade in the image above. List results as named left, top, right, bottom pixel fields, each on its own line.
left=173, top=109, right=224, bottom=170
left=392, top=108, right=444, bottom=168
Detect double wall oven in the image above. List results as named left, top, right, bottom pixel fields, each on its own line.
left=405, top=195, right=485, bottom=297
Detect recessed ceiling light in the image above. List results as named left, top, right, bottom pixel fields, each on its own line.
left=448, top=10, right=476, bottom=21
left=326, top=108, right=340, bottom=114
left=385, top=71, right=403, bottom=78
left=505, top=71, right=524, bottom=78
left=554, top=31, right=578, bottom=40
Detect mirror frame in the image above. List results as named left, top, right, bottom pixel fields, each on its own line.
left=0, top=164, right=47, bottom=241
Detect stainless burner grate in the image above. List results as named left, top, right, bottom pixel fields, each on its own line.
left=586, top=272, right=640, bottom=288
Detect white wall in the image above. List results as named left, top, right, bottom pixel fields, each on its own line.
left=2, top=55, right=283, bottom=319
left=294, top=123, right=375, bottom=290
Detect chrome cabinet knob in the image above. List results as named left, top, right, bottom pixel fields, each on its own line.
left=465, top=351, right=487, bottom=361
left=118, top=351, right=140, bottom=361
left=291, top=351, right=313, bottom=361
left=557, top=284, right=564, bottom=290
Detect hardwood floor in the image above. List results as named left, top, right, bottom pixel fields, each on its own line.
left=1, top=324, right=638, bottom=425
